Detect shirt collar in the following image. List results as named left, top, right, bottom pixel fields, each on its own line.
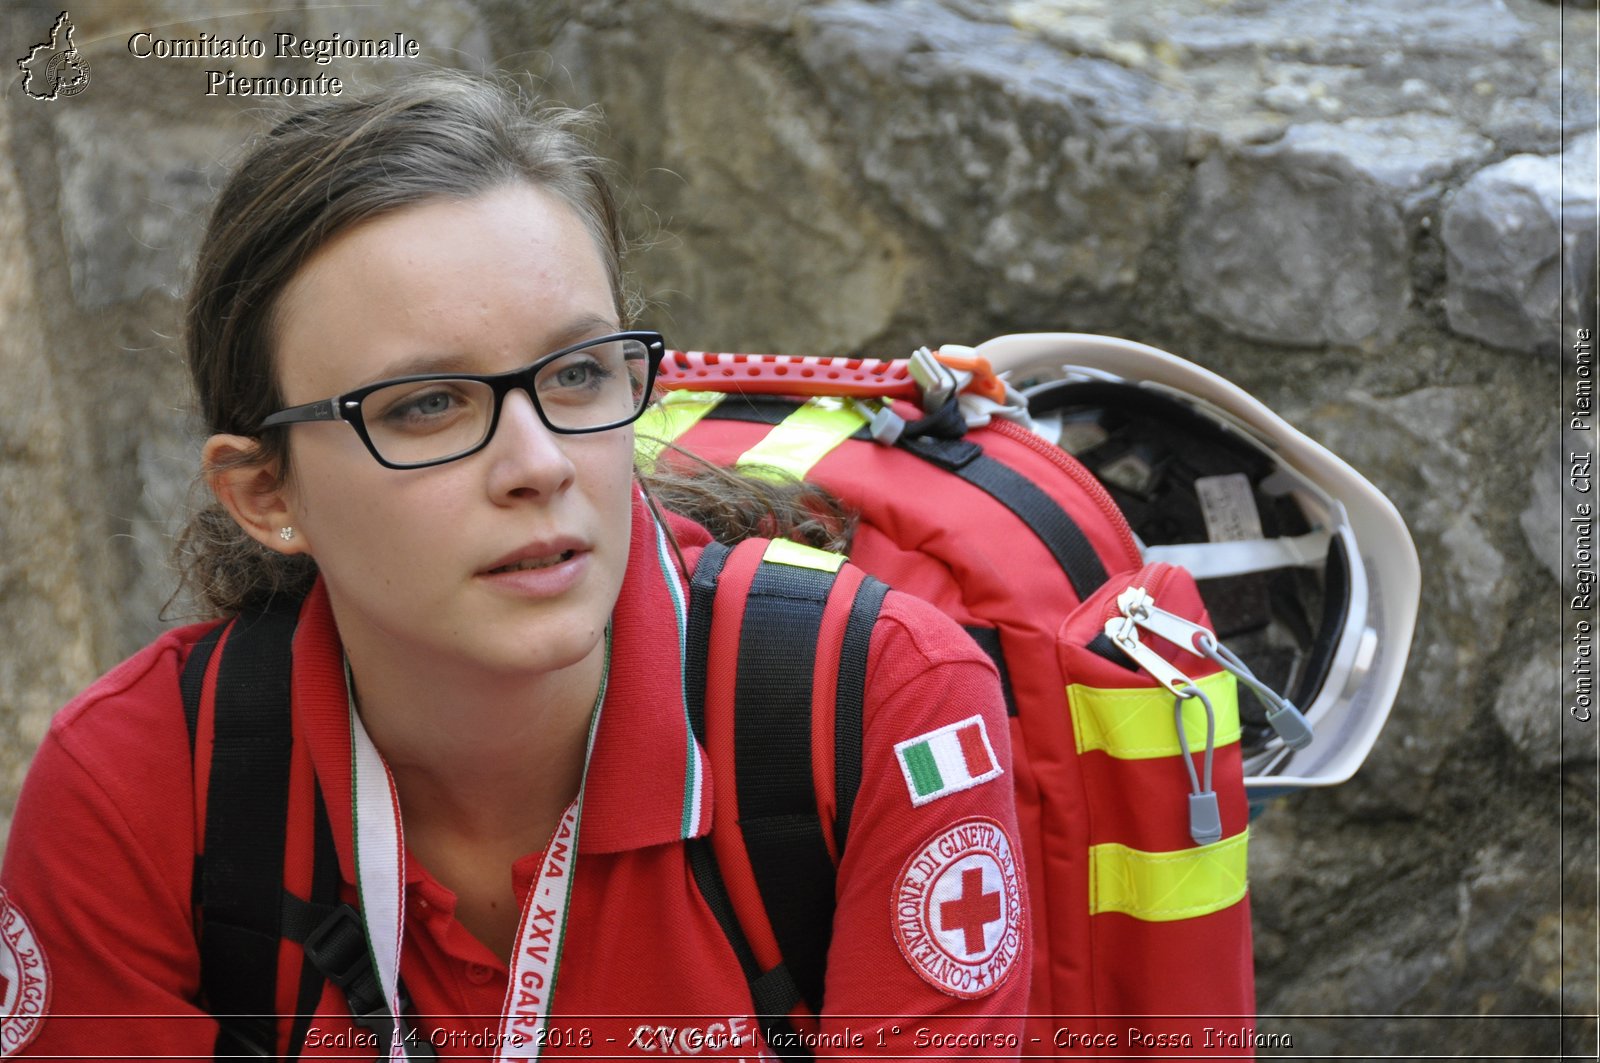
left=292, top=492, right=717, bottom=887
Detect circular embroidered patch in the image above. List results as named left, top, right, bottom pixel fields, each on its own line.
left=892, top=816, right=1024, bottom=999
left=0, top=890, right=49, bottom=1056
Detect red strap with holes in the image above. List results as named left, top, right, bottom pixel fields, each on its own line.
left=657, top=351, right=922, bottom=401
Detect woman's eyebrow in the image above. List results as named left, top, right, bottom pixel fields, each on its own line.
left=357, top=315, right=625, bottom=386
left=356, top=352, right=479, bottom=386
left=540, top=313, right=625, bottom=352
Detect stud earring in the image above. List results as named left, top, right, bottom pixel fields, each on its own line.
left=279, top=527, right=295, bottom=542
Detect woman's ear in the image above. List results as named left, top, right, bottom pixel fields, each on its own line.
left=203, top=434, right=308, bottom=555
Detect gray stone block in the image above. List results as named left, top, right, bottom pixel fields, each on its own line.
left=1177, top=115, right=1493, bottom=348
left=1178, top=140, right=1406, bottom=348
left=1166, top=0, right=1534, bottom=64
left=796, top=1, right=1192, bottom=307
left=1442, top=131, right=1599, bottom=355
left=1521, top=423, right=1564, bottom=581
left=545, top=11, right=911, bottom=354
left=1493, top=642, right=1589, bottom=770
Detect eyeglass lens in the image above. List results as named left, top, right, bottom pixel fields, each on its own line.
left=360, top=337, right=653, bottom=465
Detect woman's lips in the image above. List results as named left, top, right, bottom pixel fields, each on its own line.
left=488, top=549, right=576, bottom=574
left=478, top=544, right=590, bottom=597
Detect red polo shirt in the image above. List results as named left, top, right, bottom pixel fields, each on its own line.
left=1, top=501, right=1028, bottom=1059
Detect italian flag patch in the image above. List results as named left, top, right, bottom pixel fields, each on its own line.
left=894, top=716, right=1003, bottom=807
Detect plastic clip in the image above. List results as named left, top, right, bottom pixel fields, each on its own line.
left=303, top=904, right=438, bottom=1061
left=908, top=346, right=959, bottom=411
left=934, top=349, right=1008, bottom=404
left=851, top=398, right=906, bottom=445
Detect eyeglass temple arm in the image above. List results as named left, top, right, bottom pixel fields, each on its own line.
left=261, top=398, right=344, bottom=428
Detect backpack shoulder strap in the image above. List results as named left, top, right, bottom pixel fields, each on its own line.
left=181, top=603, right=389, bottom=1060
left=684, top=538, right=888, bottom=1058
left=183, top=604, right=300, bottom=1057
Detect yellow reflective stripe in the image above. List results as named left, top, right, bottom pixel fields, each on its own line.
left=734, top=397, right=867, bottom=481
left=634, top=391, right=726, bottom=469
left=1069, top=669, right=1240, bottom=760
left=762, top=538, right=847, bottom=572
left=1090, top=830, right=1249, bottom=922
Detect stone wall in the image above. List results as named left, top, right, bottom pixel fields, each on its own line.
left=3, top=0, right=1595, bottom=1054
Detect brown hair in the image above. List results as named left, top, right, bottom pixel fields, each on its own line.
left=644, top=447, right=855, bottom=555
left=174, top=72, right=850, bottom=617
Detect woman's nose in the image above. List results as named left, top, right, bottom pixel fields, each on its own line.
left=482, top=388, right=576, bottom=501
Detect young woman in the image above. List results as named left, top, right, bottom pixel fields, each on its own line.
left=0, top=74, right=1028, bottom=1058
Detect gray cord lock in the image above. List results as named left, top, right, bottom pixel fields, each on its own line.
left=1188, top=792, right=1222, bottom=847
left=1263, top=700, right=1315, bottom=751
left=1199, top=636, right=1315, bottom=752
left=1173, top=684, right=1221, bottom=847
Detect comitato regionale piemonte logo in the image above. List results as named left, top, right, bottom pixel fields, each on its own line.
left=17, top=12, right=90, bottom=101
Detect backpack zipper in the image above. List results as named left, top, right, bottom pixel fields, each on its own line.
left=1100, top=565, right=1192, bottom=691
left=1099, top=562, right=1179, bottom=630
left=1098, top=570, right=1226, bottom=846
left=1111, top=575, right=1315, bottom=752
left=987, top=417, right=1143, bottom=571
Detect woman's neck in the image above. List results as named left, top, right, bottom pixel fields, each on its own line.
left=342, top=630, right=607, bottom=846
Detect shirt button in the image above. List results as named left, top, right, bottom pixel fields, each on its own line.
left=465, top=963, right=494, bottom=985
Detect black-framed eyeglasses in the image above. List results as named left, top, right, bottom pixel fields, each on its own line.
left=259, top=331, right=666, bottom=470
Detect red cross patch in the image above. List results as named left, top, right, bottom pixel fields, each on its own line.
left=0, top=890, right=49, bottom=1056
left=892, top=817, right=1024, bottom=999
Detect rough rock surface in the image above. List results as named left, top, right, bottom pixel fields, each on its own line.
left=1442, top=130, right=1599, bottom=354
left=3, top=0, right=1594, bottom=1055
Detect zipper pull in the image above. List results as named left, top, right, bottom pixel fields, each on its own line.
left=1107, top=590, right=1220, bottom=848
left=1119, top=585, right=1315, bottom=752
left=1115, top=587, right=1214, bottom=656
left=1104, top=612, right=1196, bottom=694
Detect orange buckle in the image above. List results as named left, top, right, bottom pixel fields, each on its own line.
left=933, top=351, right=1008, bottom=404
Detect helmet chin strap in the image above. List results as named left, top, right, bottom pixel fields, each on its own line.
left=1142, top=530, right=1333, bottom=580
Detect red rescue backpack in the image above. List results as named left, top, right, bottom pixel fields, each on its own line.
left=186, top=334, right=1399, bottom=1059
left=641, top=342, right=1268, bottom=1056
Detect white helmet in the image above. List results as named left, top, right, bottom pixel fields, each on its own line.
left=963, top=333, right=1419, bottom=797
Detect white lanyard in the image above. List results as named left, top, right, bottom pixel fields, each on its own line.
left=347, top=634, right=610, bottom=1062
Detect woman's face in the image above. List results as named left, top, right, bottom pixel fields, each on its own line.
left=269, top=184, right=635, bottom=680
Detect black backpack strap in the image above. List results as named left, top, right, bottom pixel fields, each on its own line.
left=683, top=541, right=729, bottom=743
left=959, top=625, right=1020, bottom=718
left=183, top=606, right=435, bottom=1061
left=733, top=554, right=839, bottom=1017
left=831, top=574, right=889, bottom=853
left=190, top=605, right=300, bottom=1057
left=684, top=543, right=809, bottom=1051
left=180, top=624, right=224, bottom=746
left=899, top=433, right=1109, bottom=598
left=684, top=541, right=886, bottom=1058
left=684, top=543, right=810, bottom=1055
left=285, top=786, right=340, bottom=1058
